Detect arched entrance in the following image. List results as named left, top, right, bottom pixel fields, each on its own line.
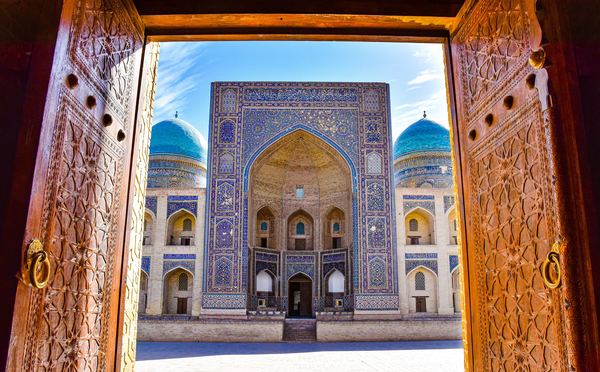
left=287, top=273, right=313, bottom=318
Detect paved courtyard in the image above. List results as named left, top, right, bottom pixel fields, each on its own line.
left=135, top=340, right=464, bottom=372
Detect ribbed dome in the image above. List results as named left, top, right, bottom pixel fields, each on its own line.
left=150, top=118, right=207, bottom=164
left=393, top=117, right=450, bottom=160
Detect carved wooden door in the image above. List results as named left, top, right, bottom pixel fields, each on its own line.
left=451, top=0, right=580, bottom=370
left=6, top=0, right=146, bottom=370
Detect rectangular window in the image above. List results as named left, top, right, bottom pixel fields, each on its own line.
left=295, top=185, right=304, bottom=199
left=409, top=236, right=420, bottom=245
left=332, top=237, right=341, bottom=249
left=181, top=237, right=191, bottom=246
left=260, top=237, right=268, bottom=248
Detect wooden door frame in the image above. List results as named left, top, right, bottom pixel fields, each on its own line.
left=2, top=1, right=598, bottom=370
left=116, top=7, right=599, bottom=370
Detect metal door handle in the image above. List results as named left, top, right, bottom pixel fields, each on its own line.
left=542, top=241, right=562, bottom=289
left=23, top=239, right=51, bottom=289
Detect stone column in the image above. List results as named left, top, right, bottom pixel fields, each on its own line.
left=435, top=194, right=453, bottom=314
left=147, top=195, right=168, bottom=315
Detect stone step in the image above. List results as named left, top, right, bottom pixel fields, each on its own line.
left=283, top=319, right=317, bottom=341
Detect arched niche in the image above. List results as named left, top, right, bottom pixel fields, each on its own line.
left=247, top=130, right=353, bottom=253
left=447, top=207, right=458, bottom=245
left=138, top=271, right=148, bottom=314
left=256, top=269, right=275, bottom=294
left=143, top=211, right=155, bottom=245
left=407, top=266, right=438, bottom=314
left=255, top=206, right=276, bottom=249
left=325, top=269, right=345, bottom=294
left=167, top=209, right=196, bottom=246
left=324, top=207, right=346, bottom=250
left=404, top=207, right=435, bottom=245
left=162, top=268, right=193, bottom=315
left=451, top=268, right=461, bottom=313
left=287, top=209, right=314, bottom=251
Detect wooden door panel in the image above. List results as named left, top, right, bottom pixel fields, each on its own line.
left=451, top=0, right=571, bottom=370
left=8, top=0, right=143, bottom=370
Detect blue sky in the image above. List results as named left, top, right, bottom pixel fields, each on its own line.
left=154, top=41, right=449, bottom=143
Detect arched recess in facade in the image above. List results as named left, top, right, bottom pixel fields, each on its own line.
left=404, top=206, right=436, bottom=245
left=162, top=267, right=194, bottom=315
left=406, top=265, right=438, bottom=314
left=166, top=209, right=196, bottom=246
left=246, top=130, right=354, bottom=309
left=247, top=130, right=354, bottom=252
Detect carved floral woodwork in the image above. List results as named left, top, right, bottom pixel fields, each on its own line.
left=17, top=0, right=143, bottom=370
left=452, top=0, right=571, bottom=370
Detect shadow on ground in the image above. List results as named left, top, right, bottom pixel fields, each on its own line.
left=136, top=340, right=463, bottom=361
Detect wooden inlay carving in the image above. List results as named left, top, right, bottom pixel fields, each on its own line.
left=119, top=42, right=159, bottom=372
left=17, top=0, right=142, bottom=370
left=452, top=0, right=569, bottom=370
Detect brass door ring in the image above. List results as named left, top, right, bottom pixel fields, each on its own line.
left=29, top=250, right=51, bottom=289
left=542, top=251, right=561, bottom=289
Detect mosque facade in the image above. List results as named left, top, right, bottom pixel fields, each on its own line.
left=138, top=82, right=460, bottom=339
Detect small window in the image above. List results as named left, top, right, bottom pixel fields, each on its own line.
left=332, top=222, right=340, bottom=233
left=260, top=237, right=268, bottom=248
left=181, top=237, right=191, bottom=246
left=409, top=218, right=418, bottom=232
left=415, top=272, right=426, bottom=290
left=178, top=272, right=189, bottom=291
left=453, top=219, right=457, bottom=231
left=260, top=221, right=268, bottom=231
left=410, top=237, right=420, bottom=245
left=144, top=219, right=148, bottom=231
left=183, top=218, right=193, bottom=231
left=296, top=222, right=305, bottom=235
left=295, top=185, right=304, bottom=199
left=332, top=237, right=341, bottom=249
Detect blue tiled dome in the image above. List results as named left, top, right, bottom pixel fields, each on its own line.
left=393, top=117, right=450, bottom=159
left=150, top=118, right=207, bottom=164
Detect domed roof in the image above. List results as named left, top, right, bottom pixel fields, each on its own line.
left=393, top=116, right=451, bottom=159
left=150, top=118, right=207, bottom=164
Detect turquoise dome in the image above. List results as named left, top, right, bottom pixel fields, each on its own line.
left=150, top=118, right=207, bottom=164
left=394, top=117, right=450, bottom=159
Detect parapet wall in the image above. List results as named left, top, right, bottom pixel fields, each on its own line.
left=137, top=318, right=461, bottom=342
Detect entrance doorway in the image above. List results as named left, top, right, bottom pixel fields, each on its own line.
left=287, top=273, right=313, bottom=318
left=4, top=1, right=599, bottom=371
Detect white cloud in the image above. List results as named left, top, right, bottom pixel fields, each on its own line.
left=407, top=69, right=444, bottom=86
left=152, top=43, right=210, bottom=123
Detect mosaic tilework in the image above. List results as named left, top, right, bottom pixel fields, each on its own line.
left=449, top=255, right=459, bottom=273
left=164, top=254, right=196, bottom=260
left=354, top=294, right=399, bottom=310
left=366, top=181, right=385, bottom=212
left=285, top=254, right=316, bottom=280
left=141, top=256, right=150, bottom=274
left=202, top=293, right=246, bottom=309
left=405, top=259, right=438, bottom=275
left=405, top=253, right=438, bottom=259
left=145, top=196, right=157, bottom=215
left=255, top=250, right=279, bottom=275
left=163, top=260, right=195, bottom=275
left=166, top=195, right=198, bottom=218
left=147, top=158, right=206, bottom=189
left=444, top=196, right=456, bottom=213
left=322, top=251, right=347, bottom=276
left=368, top=257, right=387, bottom=287
left=402, top=197, right=436, bottom=216
left=366, top=151, right=383, bottom=175
left=205, top=82, right=397, bottom=311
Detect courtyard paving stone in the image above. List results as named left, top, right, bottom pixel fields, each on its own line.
left=136, top=340, right=464, bottom=372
